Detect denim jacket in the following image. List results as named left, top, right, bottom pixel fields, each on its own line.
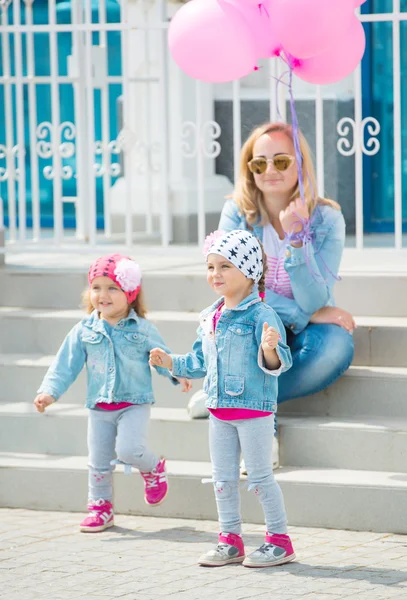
left=219, top=199, right=345, bottom=334
left=171, top=293, right=292, bottom=412
left=38, top=309, right=177, bottom=408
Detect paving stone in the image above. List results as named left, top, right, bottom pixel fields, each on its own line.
left=1, top=509, right=407, bottom=600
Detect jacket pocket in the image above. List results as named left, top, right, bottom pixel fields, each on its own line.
left=120, top=332, right=148, bottom=359
left=228, top=324, right=253, bottom=336
left=81, top=332, right=104, bottom=344
left=224, top=375, right=244, bottom=397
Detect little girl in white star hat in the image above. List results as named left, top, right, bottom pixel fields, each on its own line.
left=149, top=230, right=295, bottom=568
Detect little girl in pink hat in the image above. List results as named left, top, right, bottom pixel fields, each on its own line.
left=34, top=253, right=191, bottom=532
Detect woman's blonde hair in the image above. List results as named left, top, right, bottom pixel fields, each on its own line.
left=234, top=122, right=340, bottom=225
left=82, top=287, right=148, bottom=319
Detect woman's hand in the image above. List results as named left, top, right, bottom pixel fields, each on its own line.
left=149, top=347, right=173, bottom=370
left=177, top=378, right=193, bottom=393
left=34, top=394, right=56, bottom=413
left=310, top=306, right=356, bottom=333
left=279, top=197, right=309, bottom=247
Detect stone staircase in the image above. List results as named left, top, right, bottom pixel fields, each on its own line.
left=1, top=251, right=407, bottom=533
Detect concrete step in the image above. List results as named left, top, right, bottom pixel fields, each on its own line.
left=279, top=365, right=407, bottom=419
left=1, top=266, right=407, bottom=316
left=0, top=307, right=406, bottom=368
left=0, top=404, right=209, bottom=462
left=1, top=452, right=407, bottom=533
left=0, top=353, right=196, bottom=408
left=1, top=403, right=407, bottom=473
left=3, top=352, right=406, bottom=417
left=0, top=308, right=199, bottom=356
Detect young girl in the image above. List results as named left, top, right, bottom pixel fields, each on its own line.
left=149, top=230, right=295, bottom=568
left=33, top=253, right=191, bottom=533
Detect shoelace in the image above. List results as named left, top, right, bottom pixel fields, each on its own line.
left=257, top=543, right=275, bottom=555
left=217, top=543, right=232, bottom=554
left=143, top=471, right=159, bottom=489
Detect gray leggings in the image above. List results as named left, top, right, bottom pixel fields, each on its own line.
left=88, top=404, right=158, bottom=502
left=209, top=413, right=287, bottom=535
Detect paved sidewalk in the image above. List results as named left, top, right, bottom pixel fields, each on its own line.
left=1, top=509, right=407, bottom=600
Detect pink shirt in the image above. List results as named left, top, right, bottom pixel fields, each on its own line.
left=263, top=224, right=293, bottom=299
left=97, top=402, right=133, bottom=411
left=208, top=302, right=272, bottom=421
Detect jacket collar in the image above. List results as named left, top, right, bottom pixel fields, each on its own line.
left=201, top=292, right=261, bottom=318
left=85, top=308, right=139, bottom=332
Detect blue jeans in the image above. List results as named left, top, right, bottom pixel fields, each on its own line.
left=278, top=323, right=354, bottom=404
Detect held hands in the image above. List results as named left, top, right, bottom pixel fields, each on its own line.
left=279, top=198, right=309, bottom=246
left=33, top=393, right=56, bottom=413
left=149, top=347, right=173, bottom=370
left=261, top=322, right=280, bottom=353
left=149, top=348, right=191, bottom=393
left=310, top=306, right=356, bottom=334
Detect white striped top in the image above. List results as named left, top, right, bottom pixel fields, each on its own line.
left=262, top=224, right=293, bottom=299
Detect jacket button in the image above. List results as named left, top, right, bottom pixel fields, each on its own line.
left=108, top=367, right=114, bottom=372
left=285, top=249, right=291, bottom=258
left=133, top=334, right=137, bottom=339
left=290, top=324, right=295, bottom=330
left=236, top=328, right=241, bottom=334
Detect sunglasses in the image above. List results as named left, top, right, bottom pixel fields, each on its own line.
left=247, top=154, right=295, bottom=174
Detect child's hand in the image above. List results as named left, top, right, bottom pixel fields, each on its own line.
left=149, top=348, right=173, bottom=370
left=177, top=378, right=193, bottom=393
left=34, top=394, right=56, bottom=413
left=261, top=322, right=280, bottom=353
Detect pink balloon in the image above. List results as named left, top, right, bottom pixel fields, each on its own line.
left=273, top=0, right=355, bottom=59
left=354, top=0, right=367, bottom=5
left=229, top=0, right=281, bottom=58
left=293, top=17, right=366, bottom=85
left=168, top=0, right=257, bottom=83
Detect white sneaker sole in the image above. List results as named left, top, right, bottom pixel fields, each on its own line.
left=243, top=552, right=296, bottom=568
left=80, top=519, right=115, bottom=533
left=199, top=555, right=245, bottom=567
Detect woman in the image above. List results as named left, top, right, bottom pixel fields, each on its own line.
left=215, top=122, right=355, bottom=467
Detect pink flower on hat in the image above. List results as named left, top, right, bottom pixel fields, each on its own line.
left=88, top=254, right=142, bottom=304
left=114, top=259, right=141, bottom=292
left=203, top=230, right=225, bottom=257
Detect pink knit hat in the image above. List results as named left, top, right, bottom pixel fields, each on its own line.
left=88, top=254, right=142, bottom=304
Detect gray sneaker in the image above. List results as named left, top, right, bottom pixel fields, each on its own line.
left=199, top=532, right=245, bottom=567
left=243, top=534, right=295, bottom=568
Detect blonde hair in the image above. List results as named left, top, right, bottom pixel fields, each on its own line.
left=82, top=286, right=148, bottom=319
left=234, top=122, right=340, bottom=226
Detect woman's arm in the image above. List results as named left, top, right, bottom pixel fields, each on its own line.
left=218, top=199, right=245, bottom=231
left=285, top=210, right=345, bottom=314
left=265, top=287, right=312, bottom=334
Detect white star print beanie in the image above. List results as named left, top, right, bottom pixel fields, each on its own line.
left=204, top=229, right=263, bottom=284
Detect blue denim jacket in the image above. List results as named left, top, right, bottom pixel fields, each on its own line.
left=38, top=309, right=177, bottom=408
left=171, top=293, right=292, bottom=412
left=219, top=200, right=345, bottom=334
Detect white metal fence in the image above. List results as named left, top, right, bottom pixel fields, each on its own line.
left=0, top=1, right=405, bottom=252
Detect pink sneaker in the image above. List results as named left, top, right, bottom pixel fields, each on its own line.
left=140, top=459, right=168, bottom=505
left=199, top=532, right=245, bottom=567
left=243, top=532, right=295, bottom=568
left=79, top=499, right=114, bottom=533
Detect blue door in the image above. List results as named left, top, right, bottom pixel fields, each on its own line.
left=362, top=0, right=407, bottom=232
left=0, top=0, right=122, bottom=230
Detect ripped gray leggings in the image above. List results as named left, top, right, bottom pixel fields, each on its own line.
left=209, top=413, right=287, bottom=535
